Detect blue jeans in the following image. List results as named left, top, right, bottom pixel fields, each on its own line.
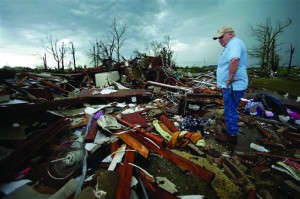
left=222, top=87, right=245, bottom=136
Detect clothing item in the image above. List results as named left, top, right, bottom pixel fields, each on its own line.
left=288, top=109, right=300, bottom=120
left=223, top=88, right=245, bottom=136
left=213, top=25, right=235, bottom=40
left=244, top=100, right=265, bottom=116
left=168, top=131, right=202, bottom=148
left=179, top=116, right=211, bottom=133
left=97, top=115, right=123, bottom=133
left=257, top=93, right=288, bottom=117
left=265, top=110, right=274, bottom=118
left=217, top=37, right=248, bottom=90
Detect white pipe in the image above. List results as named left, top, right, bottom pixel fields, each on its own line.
left=147, top=81, right=192, bottom=92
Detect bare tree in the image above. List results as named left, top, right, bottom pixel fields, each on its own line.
left=34, top=52, right=48, bottom=71
left=86, top=40, right=101, bottom=67
left=86, top=17, right=125, bottom=69
left=150, top=35, right=175, bottom=68
left=287, top=44, right=295, bottom=75
left=99, top=40, right=115, bottom=60
left=42, top=53, right=47, bottom=71
left=42, top=34, right=69, bottom=71
left=110, top=17, right=127, bottom=63
left=161, top=36, right=174, bottom=68
left=99, top=39, right=116, bottom=70
left=248, top=18, right=292, bottom=76
left=87, top=38, right=115, bottom=69
left=69, top=42, right=76, bottom=71
left=42, top=34, right=61, bottom=70
left=60, top=42, right=68, bottom=71
left=150, top=41, right=163, bottom=56
left=96, top=41, right=101, bottom=67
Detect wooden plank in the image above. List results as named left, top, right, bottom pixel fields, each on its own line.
left=117, top=131, right=149, bottom=158
left=116, top=146, right=135, bottom=199
left=116, top=116, right=166, bottom=148
left=126, top=131, right=215, bottom=182
left=84, top=119, right=98, bottom=142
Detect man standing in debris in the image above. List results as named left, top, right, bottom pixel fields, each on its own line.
left=213, top=25, right=248, bottom=142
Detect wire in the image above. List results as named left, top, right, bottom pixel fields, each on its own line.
left=128, top=163, right=153, bottom=178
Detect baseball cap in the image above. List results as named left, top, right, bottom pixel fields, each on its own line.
left=213, top=25, right=234, bottom=40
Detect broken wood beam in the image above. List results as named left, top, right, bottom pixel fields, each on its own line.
left=83, top=65, right=92, bottom=88
left=124, top=132, right=215, bottom=182
left=255, top=122, right=272, bottom=138
left=116, top=130, right=150, bottom=158
left=254, top=116, right=300, bottom=130
left=257, top=138, right=285, bottom=149
left=121, top=111, right=148, bottom=128
left=0, top=117, right=70, bottom=182
left=116, top=116, right=166, bottom=148
left=222, top=157, right=244, bottom=185
left=0, top=78, right=37, bottom=100
left=255, top=151, right=300, bottom=162
left=158, top=114, right=179, bottom=133
left=19, top=71, right=68, bottom=93
left=0, top=97, right=89, bottom=122
left=84, top=119, right=98, bottom=142
left=110, top=140, right=120, bottom=155
left=116, top=146, right=135, bottom=199
left=77, top=88, right=148, bottom=103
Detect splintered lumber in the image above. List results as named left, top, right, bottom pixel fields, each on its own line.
left=116, top=116, right=166, bottom=148
left=84, top=119, right=98, bottom=142
left=255, top=151, right=300, bottom=162
left=0, top=118, right=70, bottom=181
left=19, top=71, right=68, bottom=93
left=0, top=78, right=37, bottom=99
left=115, top=146, right=135, bottom=199
left=121, top=111, right=148, bottom=127
left=159, top=114, right=179, bottom=133
left=83, top=65, right=92, bottom=88
left=126, top=131, right=215, bottom=182
left=116, top=130, right=150, bottom=158
left=255, top=122, right=272, bottom=138
left=110, top=140, right=120, bottom=156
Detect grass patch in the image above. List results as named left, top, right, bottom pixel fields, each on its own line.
left=250, top=77, right=300, bottom=96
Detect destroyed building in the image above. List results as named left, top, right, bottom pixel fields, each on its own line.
left=0, top=57, right=299, bottom=199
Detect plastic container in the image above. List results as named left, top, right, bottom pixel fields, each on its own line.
left=250, top=143, right=269, bottom=153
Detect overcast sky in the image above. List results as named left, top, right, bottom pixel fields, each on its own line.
left=0, top=0, right=299, bottom=68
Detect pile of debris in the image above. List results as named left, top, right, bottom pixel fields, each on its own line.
left=0, top=61, right=299, bottom=199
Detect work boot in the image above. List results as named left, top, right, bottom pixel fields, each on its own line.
left=215, top=132, right=237, bottom=143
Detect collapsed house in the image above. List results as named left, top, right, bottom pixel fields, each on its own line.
left=0, top=57, right=299, bottom=199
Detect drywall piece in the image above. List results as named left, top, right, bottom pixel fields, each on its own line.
left=95, top=71, right=120, bottom=87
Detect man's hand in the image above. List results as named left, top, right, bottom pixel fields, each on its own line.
left=226, top=78, right=234, bottom=88
left=227, top=58, right=240, bottom=88
left=226, top=78, right=240, bottom=88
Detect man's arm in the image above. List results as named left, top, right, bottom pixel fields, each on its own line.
left=226, top=58, right=239, bottom=88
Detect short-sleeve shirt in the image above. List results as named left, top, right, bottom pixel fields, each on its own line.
left=216, top=37, right=248, bottom=90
